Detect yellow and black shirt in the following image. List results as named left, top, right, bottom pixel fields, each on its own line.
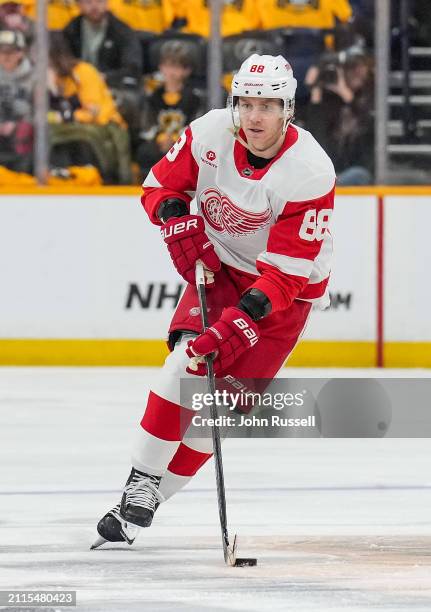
left=140, top=84, right=201, bottom=142
left=108, top=0, right=165, bottom=32
left=182, top=0, right=260, bottom=38
left=256, top=0, right=352, bottom=30
left=24, top=0, right=79, bottom=30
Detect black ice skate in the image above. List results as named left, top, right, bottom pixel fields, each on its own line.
left=120, top=468, right=164, bottom=528
left=91, top=503, right=139, bottom=549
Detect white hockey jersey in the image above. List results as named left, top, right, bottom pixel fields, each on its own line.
left=142, top=108, right=336, bottom=312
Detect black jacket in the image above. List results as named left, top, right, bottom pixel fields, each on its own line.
left=63, top=12, right=142, bottom=89
left=306, top=88, right=374, bottom=175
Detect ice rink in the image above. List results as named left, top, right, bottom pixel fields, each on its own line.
left=1, top=366, right=431, bottom=612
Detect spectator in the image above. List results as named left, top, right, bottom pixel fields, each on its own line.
left=47, top=35, right=131, bottom=183
left=0, top=30, right=33, bottom=173
left=63, top=0, right=142, bottom=132
left=24, top=0, right=79, bottom=31
left=108, top=0, right=165, bottom=33
left=48, top=35, right=124, bottom=126
left=256, top=0, right=352, bottom=30
left=162, top=0, right=187, bottom=31
left=136, top=40, right=201, bottom=177
left=181, top=0, right=259, bottom=38
left=63, top=0, right=141, bottom=90
left=305, top=47, right=373, bottom=185
left=0, top=0, right=34, bottom=46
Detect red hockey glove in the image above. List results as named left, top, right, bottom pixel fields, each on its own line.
left=185, top=307, right=260, bottom=376
left=161, top=214, right=220, bottom=286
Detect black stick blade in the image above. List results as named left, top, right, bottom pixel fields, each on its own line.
left=234, top=558, right=258, bottom=567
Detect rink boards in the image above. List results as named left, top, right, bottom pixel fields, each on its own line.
left=0, top=186, right=430, bottom=367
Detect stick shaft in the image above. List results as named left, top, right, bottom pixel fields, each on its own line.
left=195, top=262, right=232, bottom=563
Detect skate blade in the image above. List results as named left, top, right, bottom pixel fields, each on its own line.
left=90, top=535, right=108, bottom=550
left=120, top=522, right=139, bottom=545
left=90, top=527, right=137, bottom=549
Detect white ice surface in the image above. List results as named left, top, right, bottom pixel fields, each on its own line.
left=1, top=367, right=431, bottom=612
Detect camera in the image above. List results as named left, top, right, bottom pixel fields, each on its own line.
left=317, top=52, right=340, bottom=86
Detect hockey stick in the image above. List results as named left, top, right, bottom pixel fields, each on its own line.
left=195, top=261, right=257, bottom=568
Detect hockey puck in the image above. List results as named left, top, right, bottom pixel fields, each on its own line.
left=234, top=558, right=257, bottom=567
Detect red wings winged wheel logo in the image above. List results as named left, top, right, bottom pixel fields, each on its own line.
left=200, top=187, right=272, bottom=237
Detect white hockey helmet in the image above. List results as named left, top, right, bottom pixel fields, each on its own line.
left=229, top=53, right=297, bottom=134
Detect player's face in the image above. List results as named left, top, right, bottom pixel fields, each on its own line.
left=238, top=97, right=284, bottom=158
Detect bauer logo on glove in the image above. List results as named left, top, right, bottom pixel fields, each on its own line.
left=161, top=214, right=221, bottom=286
left=185, top=307, right=260, bottom=376
left=233, top=317, right=259, bottom=346
left=160, top=217, right=199, bottom=239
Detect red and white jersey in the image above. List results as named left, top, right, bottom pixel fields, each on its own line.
left=142, top=108, right=336, bottom=313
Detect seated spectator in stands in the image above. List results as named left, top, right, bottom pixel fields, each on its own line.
left=179, top=0, right=259, bottom=38
left=63, top=0, right=141, bottom=91
left=108, top=0, right=164, bottom=33
left=256, top=0, right=352, bottom=31
left=136, top=40, right=201, bottom=177
left=305, top=47, right=373, bottom=185
left=48, top=36, right=125, bottom=127
left=0, top=0, right=34, bottom=46
left=48, top=35, right=131, bottom=183
left=24, top=0, right=79, bottom=31
left=63, top=0, right=142, bottom=132
left=162, top=0, right=187, bottom=31
left=0, top=30, right=33, bottom=173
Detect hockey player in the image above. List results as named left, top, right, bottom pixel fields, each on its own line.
left=93, top=53, right=335, bottom=547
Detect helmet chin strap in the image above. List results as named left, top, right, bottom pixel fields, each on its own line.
left=228, top=126, right=252, bottom=151
left=228, top=126, right=287, bottom=158
left=228, top=115, right=294, bottom=152
left=282, top=117, right=293, bottom=135
left=282, top=99, right=295, bottom=135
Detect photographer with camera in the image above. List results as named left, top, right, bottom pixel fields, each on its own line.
left=305, top=47, right=373, bottom=185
